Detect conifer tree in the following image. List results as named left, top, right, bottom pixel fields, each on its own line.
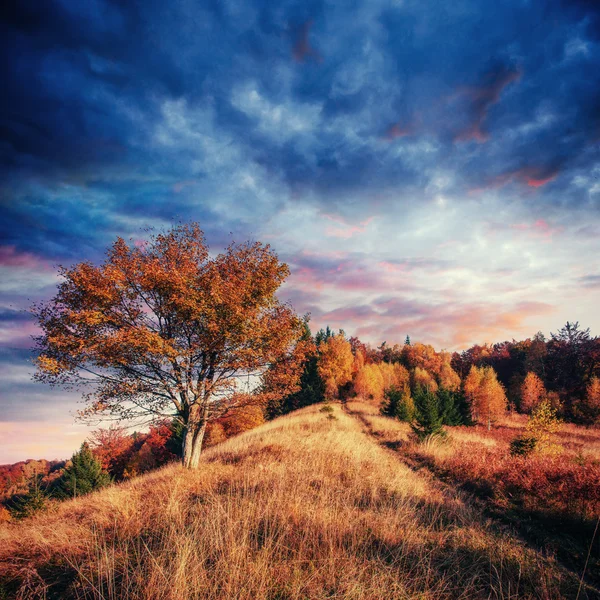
left=58, top=443, right=111, bottom=498
left=411, top=386, right=445, bottom=440
left=381, top=384, right=415, bottom=421
left=437, top=388, right=469, bottom=426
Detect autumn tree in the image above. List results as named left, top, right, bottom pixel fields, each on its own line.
left=317, top=333, right=354, bottom=399
left=33, top=224, right=309, bottom=469
left=353, top=363, right=385, bottom=402
left=412, top=367, right=438, bottom=393
left=266, top=324, right=324, bottom=418
left=520, top=372, right=546, bottom=414
left=574, top=376, right=600, bottom=425
left=89, top=426, right=135, bottom=480
left=464, top=365, right=507, bottom=430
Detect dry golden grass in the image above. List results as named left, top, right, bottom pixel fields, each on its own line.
left=0, top=404, right=580, bottom=599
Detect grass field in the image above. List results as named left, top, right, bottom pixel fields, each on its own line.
left=347, top=401, right=600, bottom=594
left=1, top=403, right=596, bottom=599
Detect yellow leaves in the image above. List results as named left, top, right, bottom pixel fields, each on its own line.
left=526, top=399, right=561, bottom=453
left=586, top=376, right=600, bottom=410
left=439, top=363, right=461, bottom=391
left=412, top=366, right=438, bottom=393
left=36, top=355, right=63, bottom=375
left=353, top=362, right=410, bottom=405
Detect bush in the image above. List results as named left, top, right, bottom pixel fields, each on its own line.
left=319, top=404, right=334, bottom=414
left=510, top=436, right=537, bottom=457
left=526, top=400, right=561, bottom=453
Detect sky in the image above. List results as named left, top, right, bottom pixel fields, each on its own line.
left=1, top=0, right=599, bottom=462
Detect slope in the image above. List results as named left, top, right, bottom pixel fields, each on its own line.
left=0, top=404, right=580, bottom=599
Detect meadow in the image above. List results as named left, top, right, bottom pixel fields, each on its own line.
left=1, top=403, right=595, bottom=599
left=347, top=401, right=600, bottom=593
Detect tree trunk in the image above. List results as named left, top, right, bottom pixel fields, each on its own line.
left=182, top=419, right=206, bottom=469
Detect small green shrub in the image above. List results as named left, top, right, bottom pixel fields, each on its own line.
left=8, top=474, right=49, bottom=520
left=319, top=404, right=334, bottom=414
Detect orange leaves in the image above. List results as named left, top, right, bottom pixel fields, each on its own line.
left=317, top=334, right=354, bottom=399
left=520, top=372, right=546, bottom=413
left=464, top=365, right=507, bottom=427
left=587, top=376, right=600, bottom=410
left=412, top=366, right=438, bottom=393
left=35, top=355, right=64, bottom=375
left=33, top=223, right=306, bottom=462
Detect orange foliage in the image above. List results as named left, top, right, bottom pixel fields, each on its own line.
left=318, top=335, right=354, bottom=399
left=439, top=445, right=600, bottom=521
left=464, top=365, right=507, bottom=428
left=587, top=376, right=600, bottom=411
left=412, top=367, right=438, bottom=393
left=520, top=372, right=546, bottom=413
left=403, top=343, right=443, bottom=373
left=89, top=426, right=136, bottom=479
left=438, top=363, right=461, bottom=391
left=220, top=405, right=265, bottom=437
left=354, top=362, right=409, bottom=404
left=33, top=223, right=307, bottom=468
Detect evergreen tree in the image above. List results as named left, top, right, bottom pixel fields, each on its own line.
left=381, top=385, right=415, bottom=421
left=8, top=473, right=49, bottom=520
left=404, top=335, right=411, bottom=346
left=411, top=386, right=445, bottom=440
left=58, top=443, right=111, bottom=498
left=437, top=388, right=470, bottom=425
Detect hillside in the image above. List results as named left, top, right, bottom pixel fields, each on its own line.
left=0, top=404, right=594, bottom=599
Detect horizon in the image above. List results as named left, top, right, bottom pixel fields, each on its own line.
left=1, top=0, right=599, bottom=463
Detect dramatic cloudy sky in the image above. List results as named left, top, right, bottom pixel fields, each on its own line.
left=1, top=0, right=599, bottom=462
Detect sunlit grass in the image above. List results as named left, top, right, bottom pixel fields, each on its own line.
left=0, top=404, right=581, bottom=598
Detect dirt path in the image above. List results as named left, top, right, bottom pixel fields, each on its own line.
left=343, top=402, right=599, bottom=598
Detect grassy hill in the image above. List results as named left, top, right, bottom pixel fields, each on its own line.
left=0, top=404, right=594, bottom=599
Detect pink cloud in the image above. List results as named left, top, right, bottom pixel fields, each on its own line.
left=351, top=298, right=555, bottom=350
left=384, top=122, right=412, bottom=140
left=323, top=214, right=374, bottom=239
left=0, top=246, right=52, bottom=271
left=0, top=320, right=40, bottom=349
left=507, top=218, right=563, bottom=240
left=470, top=165, right=560, bottom=195
left=0, top=421, right=93, bottom=463
left=453, top=66, right=521, bottom=143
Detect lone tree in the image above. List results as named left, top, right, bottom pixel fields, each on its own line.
left=33, top=224, right=309, bottom=468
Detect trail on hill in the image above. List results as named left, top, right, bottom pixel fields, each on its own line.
left=343, top=401, right=599, bottom=598
left=0, top=404, right=587, bottom=599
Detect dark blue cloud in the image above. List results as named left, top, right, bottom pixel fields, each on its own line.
left=2, top=0, right=599, bottom=233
